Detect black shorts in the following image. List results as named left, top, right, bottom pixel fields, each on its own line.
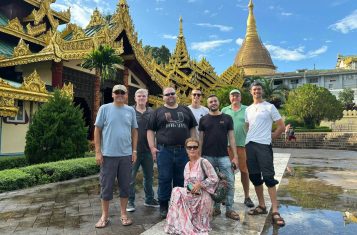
left=245, top=141, right=275, bottom=176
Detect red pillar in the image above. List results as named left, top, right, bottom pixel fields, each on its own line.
left=51, top=61, right=63, bottom=88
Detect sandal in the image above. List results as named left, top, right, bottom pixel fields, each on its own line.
left=248, top=205, right=268, bottom=215
left=225, top=210, right=240, bottom=220
left=95, top=218, right=110, bottom=228
left=120, top=216, right=133, bottom=226
left=212, top=208, right=221, bottom=216
left=272, top=212, right=285, bottom=227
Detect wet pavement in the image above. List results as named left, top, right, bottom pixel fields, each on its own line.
left=0, top=149, right=356, bottom=234
left=262, top=148, right=357, bottom=235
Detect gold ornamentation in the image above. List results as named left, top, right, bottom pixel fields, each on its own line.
left=20, top=70, right=48, bottom=93
left=58, top=8, right=71, bottom=22
left=6, top=18, right=24, bottom=33
left=26, top=23, right=46, bottom=36
left=13, top=39, right=32, bottom=57
left=0, top=97, right=15, bottom=107
left=60, top=82, right=74, bottom=99
left=71, top=25, right=86, bottom=40
left=86, top=8, right=106, bottom=28
left=0, top=78, right=12, bottom=88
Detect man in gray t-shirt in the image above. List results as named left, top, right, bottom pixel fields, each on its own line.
left=94, top=84, right=138, bottom=228
left=188, top=89, right=209, bottom=136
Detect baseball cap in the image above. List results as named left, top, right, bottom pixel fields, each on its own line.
left=112, top=84, right=127, bottom=93
left=229, top=89, right=241, bottom=95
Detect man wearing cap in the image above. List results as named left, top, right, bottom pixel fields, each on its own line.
left=222, top=89, right=254, bottom=208
left=147, top=87, right=197, bottom=219
left=94, top=84, right=138, bottom=227
left=188, top=88, right=209, bottom=137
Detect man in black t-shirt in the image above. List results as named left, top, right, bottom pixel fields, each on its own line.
left=199, top=94, right=240, bottom=220
left=147, top=87, right=197, bottom=218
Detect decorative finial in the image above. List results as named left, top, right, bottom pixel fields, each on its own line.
left=249, top=0, right=254, bottom=8
left=179, top=16, right=183, bottom=37
left=246, top=0, right=257, bottom=37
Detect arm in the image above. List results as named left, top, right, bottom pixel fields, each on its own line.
left=94, top=126, right=103, bottom=165
left=272, top=119, right=285, bottom=140
left=228, top=130, right=239, bottom=167
left=147, top=129, right=158, bottom=161
left=131, top=128, right=138, bottom=163
left=190, top=127, right=197, bottom=139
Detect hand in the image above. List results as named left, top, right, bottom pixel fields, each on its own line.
left=132, top=152, right=137, bottom=164
left=95, top=152, right=104, bottom=166
left=150, top=146, right=159, bottom=162
left=232, top=158, right=239, bottom=171
left=191, top=182, right=202, bottom=194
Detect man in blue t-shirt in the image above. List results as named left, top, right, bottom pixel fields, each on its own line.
left=94, top=84, right=138, bottom=228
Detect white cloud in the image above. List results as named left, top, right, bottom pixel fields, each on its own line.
left=235, top=37, right=244, bottom=46
left=329, top=9, right=357, bottom=33
left=204, top=10, right=210, bottom=14
left=191, top=39, right=233, bottom=52
left=162, top=34, right=177, bottom=39
left=52, top=1, right=93, bottom=27
left=281, top=12, right=293, bottom=16
left=325, top=40, right=333, bottom=43
left=196, top=23, right=233, bottom=32
left=265, top=44, right=328, bottom=61
left=155, top=7, right=164, bottom=11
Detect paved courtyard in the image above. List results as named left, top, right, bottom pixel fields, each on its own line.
left=0, top=152, right=289, bottom=234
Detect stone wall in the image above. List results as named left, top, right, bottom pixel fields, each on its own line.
left=272, top=132, right=357, bottom=151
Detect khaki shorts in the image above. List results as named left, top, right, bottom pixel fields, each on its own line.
left=227, top=146, right=249, bottom=173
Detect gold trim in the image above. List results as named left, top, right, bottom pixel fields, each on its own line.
left=0, top=27, right=46, bottom=46
left=86, top=8, right=106, bottom=28
left=60, top=82, right=74, bottom=99
left=20, top=70, right=48, bottom=93
left=13, top=39, right=32, bottom=57
left=26, top=22, right=47, bottom=36
left=6, top=18, right=24, bottom=33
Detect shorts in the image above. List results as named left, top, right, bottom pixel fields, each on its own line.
left=227, top=146, right=248, bottom=173
left=100, top=156, right=132, bottom=200
left=245, top=141, right=275, bottom=176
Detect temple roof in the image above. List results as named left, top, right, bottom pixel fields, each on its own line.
left=234, top=0, right=275, bottom=71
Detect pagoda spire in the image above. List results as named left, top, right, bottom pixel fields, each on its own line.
left=246, top=0, right=258, bottom=38
left=169, top=16, right=190, bottom=68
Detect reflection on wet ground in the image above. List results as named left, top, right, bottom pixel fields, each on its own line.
left=262, top=148, right=357, bottom=235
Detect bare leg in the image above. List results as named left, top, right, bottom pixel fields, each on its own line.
left=241, top=172, right=250, bottom=198
left=120, top=197, right=129, bottom=218
left=100, top=200, right=110, bottom=220
left=267, top=186, right=278, bottom=213
left=254, top=184, right=265, bottom=207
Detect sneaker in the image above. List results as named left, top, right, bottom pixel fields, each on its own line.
left=144, top=199, right=160, bottom=208
left=126, top=202, right=135, bottom=212
left=244, top=197, right=255, bottom=208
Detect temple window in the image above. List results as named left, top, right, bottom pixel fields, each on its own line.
left=6, top=100, right=25, bottom=123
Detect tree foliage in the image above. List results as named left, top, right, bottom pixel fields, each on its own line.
left=338, top=88, right=355, bottom=110
left=143, top=45, right=171, bottom=65
left=25, top=90, right=88, bottom=164
left=285, top=84, right=344, bottom=128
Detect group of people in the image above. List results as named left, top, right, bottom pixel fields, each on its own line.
left=93, top=81, right=286, bottom=234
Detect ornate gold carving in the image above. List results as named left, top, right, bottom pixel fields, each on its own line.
left=6, top=18, right=24, bottom=33
left=86, top=8, right=106, bottom=28
left=38, top=29, right=53, bottom=44
left=71, top=25, right=86, bottom=40
left=20, top=70, right=48, bottom=93
left=58, top=8, right=71, bottom=22
left=0, top=97, right=15, bottom=107
left=60, top=82, right=74, bottom=99
left=26, top=23, right=46, bottom=36
left=13, top=39, right=32, bottom=57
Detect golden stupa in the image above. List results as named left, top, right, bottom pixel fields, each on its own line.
left=234, top=0, right=276, bottom=76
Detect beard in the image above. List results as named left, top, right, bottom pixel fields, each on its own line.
left=209, top=106, right=219, bottom=112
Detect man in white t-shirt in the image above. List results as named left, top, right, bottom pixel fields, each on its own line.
left=188, top=89, right=209, bottom=136
left=245, top=81, right=286, bottom=227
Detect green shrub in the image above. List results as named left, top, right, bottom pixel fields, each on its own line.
left=25, top=90, right=88, bottom=164
left=295, top=126, right=332, bottom=132
left=0, top=156, right=28, bottom=170
left=0, top=169, right=35, bottom=192
left=284, top=116, right=304, bottom=128
left=0, top=157, right=99, bottom=193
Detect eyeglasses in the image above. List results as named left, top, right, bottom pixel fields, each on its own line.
left=114, top=90, right=126, bottom=95
left=186, top=145, right=199, bottom=150
left=192, top=93, right=202, bottom=97
left=163, top=92, right=176, bottom=97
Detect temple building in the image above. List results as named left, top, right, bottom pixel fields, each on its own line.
left=234, top=0, right=276, bottom=76
left=0, top=0, right=244, bottom=155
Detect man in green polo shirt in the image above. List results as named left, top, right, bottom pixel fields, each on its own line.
left=222, top=89, right=254, bottom=208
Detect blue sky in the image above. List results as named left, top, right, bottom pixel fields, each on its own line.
left=52, top=0, right=357, bottom=74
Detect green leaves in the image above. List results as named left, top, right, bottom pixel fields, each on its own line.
left=285, top=84, right=344, bottom=128
left=338, top=88, right=355, bottom=110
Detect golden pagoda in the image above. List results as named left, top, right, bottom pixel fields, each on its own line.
left=234, top=0, right=276, bottom=76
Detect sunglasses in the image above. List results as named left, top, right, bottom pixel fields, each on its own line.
left=192, top=93, right=202, bottom=97
left=164, top=92, right=176, bottom=97
left=186, top=145, right=199, bottom=150
left=114, top=90, right=126, bottom=95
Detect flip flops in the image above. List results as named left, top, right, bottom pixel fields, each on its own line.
left=95, top=218, right=110, bottom=228
left=120, top=216, right=133, bottom=226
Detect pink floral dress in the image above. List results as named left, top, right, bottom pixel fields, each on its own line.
left=164, top=158, right=219, bottom=235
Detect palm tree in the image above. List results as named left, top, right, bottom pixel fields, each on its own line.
left=82, top=44, right=123, bottom=137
